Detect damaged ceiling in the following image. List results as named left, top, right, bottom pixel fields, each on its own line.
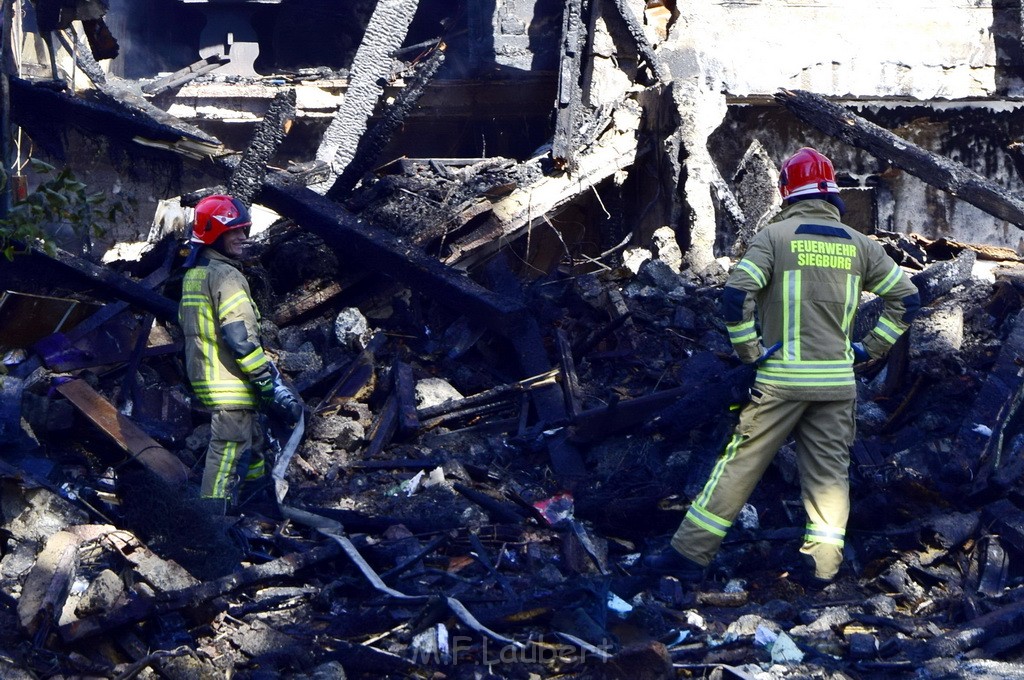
left=5, top=1, right=1024, bottom=679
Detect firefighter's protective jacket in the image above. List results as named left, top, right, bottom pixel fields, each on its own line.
left=179, top=248, right=274, bottom=409
left=722, top=199, right=920, bottom=401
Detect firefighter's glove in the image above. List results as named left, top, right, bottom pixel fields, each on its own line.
left=851, top=342, right=870, bottom=364
left=270, top=382, right=303, bottom=426
left=253, top=376, right=276, bottom=407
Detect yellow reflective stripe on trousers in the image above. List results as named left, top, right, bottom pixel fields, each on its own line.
left=735, top=259, right=767, bottom=288
left=871, top=264, right=903, bottom=296
left=213, top=440, right=239, bottom=498
left=805, top=523, right=846, bottom=547
left=727, top=319, right=757, bottom=343
left=684, top=502, right=732, bottom=538
left=696, top=432, right=744, bottom=510
left=782, top=269, right=801, bottom=361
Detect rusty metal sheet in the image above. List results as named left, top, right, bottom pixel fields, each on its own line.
left=55, top=379, right=189, bottom=486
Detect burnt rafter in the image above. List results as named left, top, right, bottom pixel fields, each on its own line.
left=227, top=88, right=297, bottom=206
left=327, top=44, right=447, bottom=201
left=776, top=88, right=1024, bottom=228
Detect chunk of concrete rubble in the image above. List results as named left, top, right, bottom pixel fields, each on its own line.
left=414, top=377, right=463, bottom=410
left=75, top=568, right=124, bottom=616
left=334, top=307, right=372, bottom=351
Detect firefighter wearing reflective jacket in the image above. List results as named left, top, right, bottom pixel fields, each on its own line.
left=178, top=195, right=299, bottom=510
left=645, top=148, right=921, bottom=586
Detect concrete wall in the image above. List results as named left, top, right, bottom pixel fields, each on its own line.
left=665, top=1, right=1003, bottom=99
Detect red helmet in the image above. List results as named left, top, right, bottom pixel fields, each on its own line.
left=779, top=147, right=839, bottom=199
left=190, top=195, right=252, bottom=246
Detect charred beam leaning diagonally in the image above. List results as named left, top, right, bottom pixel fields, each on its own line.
left=775, top=88, right=1024, bottom=228
left=328, top=44, right=446, bottom=201
left=313, top=0, right=421, bottom=193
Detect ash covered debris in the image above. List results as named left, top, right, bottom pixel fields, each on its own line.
left=4, top=208, right=1024, bottom=677
left=6, top=1, right=1024, bottom=678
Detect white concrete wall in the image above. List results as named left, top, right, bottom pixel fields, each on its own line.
left=669, top=0, right=999, bottom=99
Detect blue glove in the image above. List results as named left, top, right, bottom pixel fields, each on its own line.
left=851, top=342, right=870, bottom=364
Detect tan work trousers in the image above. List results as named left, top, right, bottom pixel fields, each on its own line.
left=671, top=389, right=855, bottom=579
left=201, top=409, right=266, bottom=501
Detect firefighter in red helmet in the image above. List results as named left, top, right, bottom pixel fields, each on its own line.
left=178, top=195, right=300, bottom=513
left=644, top=148, right=920, bottom=588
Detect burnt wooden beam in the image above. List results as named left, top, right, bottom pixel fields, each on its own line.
left=552, top=0, right=586, bottom=170
left=257, top=173, right=526, bottom=333
left=609, top=0, right=670, bottom=84
left=55, top=379, right=190, bottom=485
left=228, top=89, right=296, bottom=206
left=394, top=360, right=420, bottom=437
left=141, top=54, right=230, bottom=96
left=9, top=75, right=222, bottom=162
left=313, top=0, right=422, bottom=191
left=32, top=245, right=178, bottom=321
left=328, top=44, right=446, bottom=201
left=775, top=88, right=1024, bottom=228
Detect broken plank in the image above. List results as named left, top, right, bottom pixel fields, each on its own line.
left=442, top=103, right=647, bottom=269
left=394, top=360, right=420, bottom=437
left=272, top=279, right=345, bottom=327
left=55, top=379, right=189, bottom=485
left=775, top=88, right=1024, bottom=228
left=552, top=0, right=586, bottom=169
left=141, top=54, right=230, bottom=96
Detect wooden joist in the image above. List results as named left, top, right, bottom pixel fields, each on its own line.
left=55, top=379, right=189, bottom=486
left=775, top=88, right=1024, bottom=228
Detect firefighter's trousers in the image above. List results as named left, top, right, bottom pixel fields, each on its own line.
left=671, top=389, right=855, bottom=579
left=201, top=409, right=266, bottom=501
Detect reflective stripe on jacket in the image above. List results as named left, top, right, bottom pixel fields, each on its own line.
left=723, top=200, right=920, bottom=401
left=178, top=249, right=269, bottom=409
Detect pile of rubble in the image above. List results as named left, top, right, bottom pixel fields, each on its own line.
left=3, top=218, right=1024, bottom=679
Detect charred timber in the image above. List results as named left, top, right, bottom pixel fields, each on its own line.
left=552, top=0, right=585, bottom=169
left=34, top=245, right=178, bottom=321
left=609, top=0, right=670, bottom=83
left=328, top=46, right=446, bottom=201
left=228, top=89, right=296, bottom=206
left=257, top=173, right=526, bottom=334
left=8, top=76, right=220, bottom=161
left=775, top=89, right=1024, bottom=228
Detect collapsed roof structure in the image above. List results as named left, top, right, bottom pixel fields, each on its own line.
left=3, top=1, right=1024, bottom=678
